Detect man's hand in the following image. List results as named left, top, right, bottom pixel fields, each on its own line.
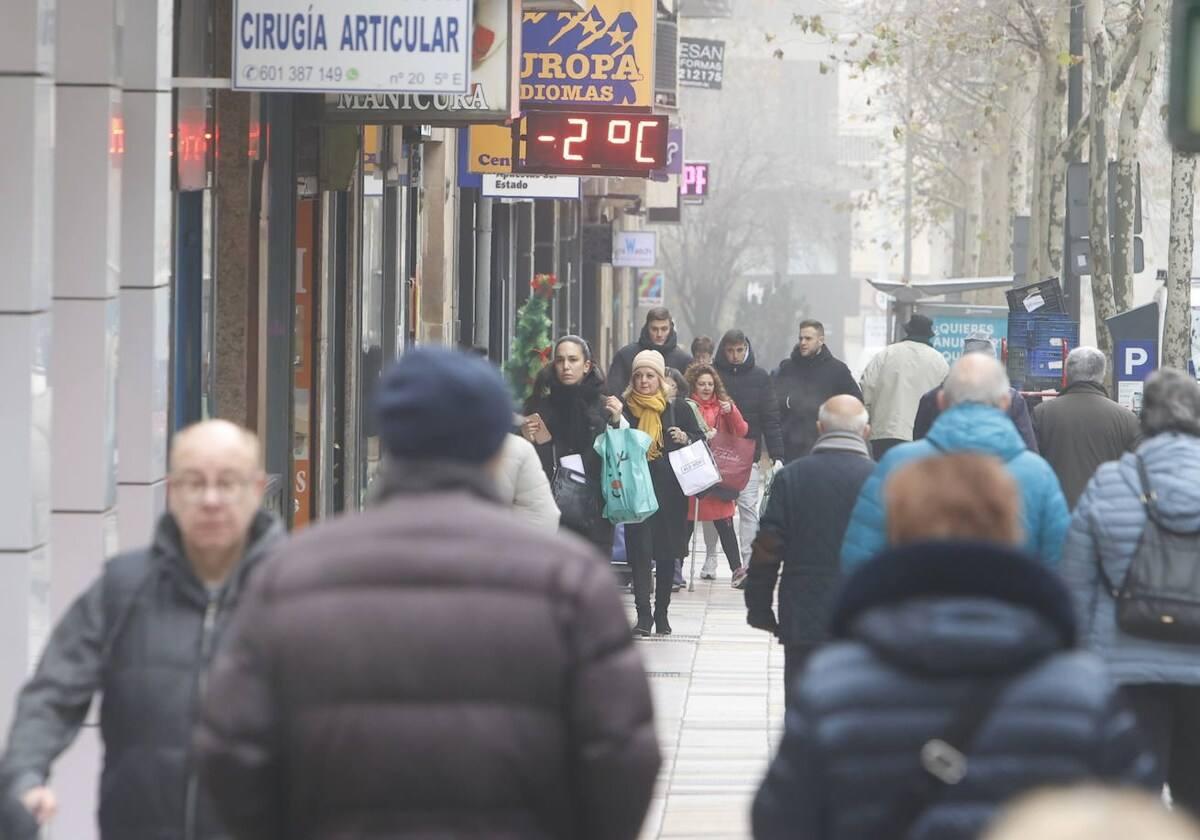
left=21, top=786, right=56, bottom=826
left=748, top=609, right=779, bottom=634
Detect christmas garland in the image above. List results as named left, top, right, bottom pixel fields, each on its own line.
left=504, top=273, right=558, bottom=403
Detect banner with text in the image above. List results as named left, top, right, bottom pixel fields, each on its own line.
left=679, top=37, right=724, bottom=89
left=521, top=0, right=655, bottom=108
left=234, top=0, right=472, bottom=94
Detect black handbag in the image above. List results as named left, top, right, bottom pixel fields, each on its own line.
left=551, top=445, right=600, bottom=535
left=1097, top=456, right=1200, bottom=643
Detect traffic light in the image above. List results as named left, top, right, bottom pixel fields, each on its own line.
left=1169, top=0, right=1200, bottom=151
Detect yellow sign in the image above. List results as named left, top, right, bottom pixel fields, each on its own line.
left=468, top=123, right=516, bottom=174
left=521, top=0, right=655, bottom=109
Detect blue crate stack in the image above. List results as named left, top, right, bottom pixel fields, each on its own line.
left=1005, top=279, right=1077, bottom=391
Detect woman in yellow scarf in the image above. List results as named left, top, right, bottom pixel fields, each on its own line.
left=621, top=350, right=704, bottom=636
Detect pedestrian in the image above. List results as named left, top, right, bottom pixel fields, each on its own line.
left=912, top=331, right=1038, bottom=452
left=859, top=314, right=949, bottom=460
left=715, top=329, right=786, bottom=574
left=841, top=353, right=1069, bottom=568
left=685, top=364, right=750, bottom=588
left=690, top=335, right=715, bottom=367
left=621, top=350, right=705, bottom=635
left=984, top=787, right=1200, bottom=840
left=744, top=395, right=875, bottom=691
left=522, top=335, right=626, bottom=550
left=0, top=420, right=281, bottom=840
left=493, top=433, right=561, bottom=532
left=606, top=306, right=693, bottom=397
left=1061, top=368, right=1200, bottom=816
left=1033, top=346, right=1140, bottom=508
left=753, top=453, right=1157, bottom=840
left=196, top=347, right=661, bottom=840
left=773, top=320, right=860, bottom=462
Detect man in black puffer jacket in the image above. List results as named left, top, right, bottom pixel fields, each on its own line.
left=774, top=320, right=862, bottom=462
left=753, top=453, right=1156, bottom=840
left=0, top=420, right=281, bottom=840
left=198, top=348, right=660, bottom=840
left=606, top=306, right=692, bottom=397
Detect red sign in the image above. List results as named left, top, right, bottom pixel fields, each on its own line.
left=516, top=110, right=668, bottom=176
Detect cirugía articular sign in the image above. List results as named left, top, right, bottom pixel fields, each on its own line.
left=234, top=0, right=472, bottom=94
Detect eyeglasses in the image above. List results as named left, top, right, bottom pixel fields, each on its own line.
left=170, top=475, right=254, bottom=506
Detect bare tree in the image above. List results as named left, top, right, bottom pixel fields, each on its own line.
left=1163, top=149, right=1196, bottom=369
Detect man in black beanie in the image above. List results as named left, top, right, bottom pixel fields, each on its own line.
left=197, top=346, right=661, bottom=840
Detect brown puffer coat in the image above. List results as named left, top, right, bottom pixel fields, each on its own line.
left=196, top=461, right=660, bottom=840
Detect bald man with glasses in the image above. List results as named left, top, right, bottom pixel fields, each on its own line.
left=0, top=420, right=282, bottom=840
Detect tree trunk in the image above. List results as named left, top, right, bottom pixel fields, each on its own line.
left=1086, top=0, right=1117, bottom=365
left=1112, top=0, right=1160, bottom=313
left=1163, top=150, right=1197, bottom=370
left=1030, top=3, right=1070, bottom=284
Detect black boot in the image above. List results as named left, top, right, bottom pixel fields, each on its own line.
left=654, top=609, right=672, bottom=635
left=633, top=611, right=653, bottom=637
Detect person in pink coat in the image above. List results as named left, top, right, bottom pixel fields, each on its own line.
left=686, top=364, right=751, bottom=588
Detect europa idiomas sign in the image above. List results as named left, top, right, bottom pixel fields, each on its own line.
left=233, top=0, right=472, bottom=94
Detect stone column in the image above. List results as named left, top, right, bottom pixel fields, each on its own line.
left=0, top=0, right=55, bottom=739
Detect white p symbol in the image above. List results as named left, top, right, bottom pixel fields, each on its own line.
left=1125, top=347, right=1148, bottom=376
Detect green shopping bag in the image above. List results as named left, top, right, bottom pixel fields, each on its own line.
left=594, top=427, right=659, bottom=525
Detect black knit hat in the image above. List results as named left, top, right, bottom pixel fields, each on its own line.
left=374, top=347, right=514, bottom=464
left=904, top=314, right=935, bottom=339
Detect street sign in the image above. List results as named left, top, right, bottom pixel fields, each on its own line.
left=612, top=231, right=656, bottom=267
left=233, top=0, right=473, bottom=94
left=681, top=161, right=709, bottom=198
left=482, top=173, right=581, bottom=199
left=679, top=37, right=725, bottom=89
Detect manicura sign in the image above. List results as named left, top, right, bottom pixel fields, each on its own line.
left=520, top=0, right=655, bottom=109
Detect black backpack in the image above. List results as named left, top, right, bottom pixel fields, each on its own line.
left=1097, top=456, right=1200, bottom=643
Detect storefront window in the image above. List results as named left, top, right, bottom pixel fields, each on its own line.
left=359, top=163, right=386, bottom=506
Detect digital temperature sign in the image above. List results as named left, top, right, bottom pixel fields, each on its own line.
left=514, top=111, right=669, bottom=177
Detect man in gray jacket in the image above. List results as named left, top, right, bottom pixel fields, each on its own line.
left=1033, top=347, right=1140, bottom=508
left=0, top=420, right=280, bottom=840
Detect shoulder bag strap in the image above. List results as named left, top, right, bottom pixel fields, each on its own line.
left=1096, top=456, right=1152, bottom=598
left=888, top=676, right=1011, bottom=838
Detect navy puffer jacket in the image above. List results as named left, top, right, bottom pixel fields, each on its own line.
left=753, top=540, right=1156, bottom=840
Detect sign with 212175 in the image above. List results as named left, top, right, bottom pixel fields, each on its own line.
left=679, top=37, right=724, bottom=90
left=233, top=0, right=472, bottom=94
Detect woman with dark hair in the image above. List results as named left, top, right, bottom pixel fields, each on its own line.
left=522, top=336, right=624, bottom=550
left=686, top=364, right=750, bottom=587
left=622, top=351, right=704, bottom=636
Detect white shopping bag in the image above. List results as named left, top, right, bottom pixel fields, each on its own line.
left=667, top=440, right=722, bottom=497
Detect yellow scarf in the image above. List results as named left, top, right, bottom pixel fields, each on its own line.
left=626, top=389, right=669, bottom=460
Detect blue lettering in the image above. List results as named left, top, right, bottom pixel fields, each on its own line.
left=390, top=17, right=403, bottom=51
left=429, top=17, right=444, bottom=52
left=262, top=13, right=276, bottom=49
left=240, top=14, right=254, bottom=48
left=355, top=16, right=368, bottom=51
left=447, top=18, right=459, bottom=53
left=369, top=15, right=383, bottom=50
left=314, top=15, right=327, bottom=49
left=340, top=16, right=354, bottom=50
left=404, top=18, right=418, bottom=52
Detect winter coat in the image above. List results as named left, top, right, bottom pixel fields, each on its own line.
left=1033, top=380, right=1141, bottom=509
left=774, top=345, right=862, bottom=462
left=606, top=326, right=692, bottom=398
left=622, top=397, right=706, bottom=557
left=688, top=398, right=749, bottom=522
left=753, top=540, right=1157, bottom=840
left=494, top=434, right=560, bottom=533
left=715, top=336, right=784, bottom=461
left=0, top=511, right=283, bottom=840
left=859, top=339, right=949, bottom=442
left=840, top=403, right=1070, bottom=569
left=525, top=368, right=619, bottom=550
left=1062, top=433, right=1200, bottom=686
left=745, top=432, right=875, bottom=646
left=914, top=385, right=1039, bottom=453
left=196, top=460, right=660, bottom=840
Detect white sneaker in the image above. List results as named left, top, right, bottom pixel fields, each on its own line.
left=700, top=557, right=719, bottom=580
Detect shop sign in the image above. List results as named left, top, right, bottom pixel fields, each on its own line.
left=612, top=230, right=656, bottom=267
left=680, top=161, right=709, bottom=198
left=521, top=0, right=656, bottom=109
left=637, top=270, right=664, bottom=306
left=234, top=0, right=473, bottom=94
left=321, top=0, right=520, bottom=123
left=469, top=123, right=518, bottom=173
left=483, top=174, right=581, bottom=199
left=928, top=315, right=1008, bottom=365
left=679, top=37, right=724, bottom=89
left=1116, top=341, right=1157, bottom=412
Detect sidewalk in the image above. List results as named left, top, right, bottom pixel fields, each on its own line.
left=624, top=562, right=786, bottom=839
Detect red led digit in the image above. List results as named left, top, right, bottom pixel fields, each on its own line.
left=608, top=119, right=632, bottom=145
left=635, top=120, right=657, bottom=164
left=563, top=118, right=588, bottom=161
